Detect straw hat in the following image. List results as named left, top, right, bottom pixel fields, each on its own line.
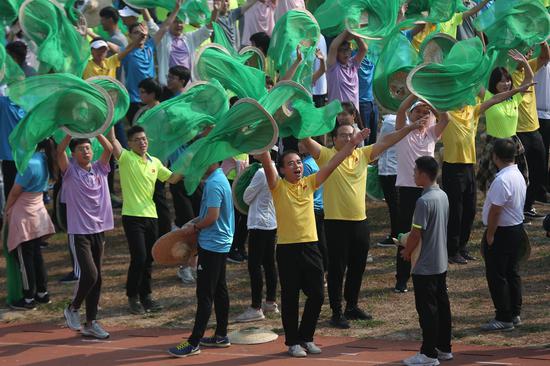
left=228, top=327, right=278, bottom=345
left=152, top=219, right=199, bottom=265
left=419, top=33, right=457, bottom=64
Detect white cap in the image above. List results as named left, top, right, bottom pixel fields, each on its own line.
left=119, top=6, right=140, bottom=18
left=90, top=39, right=108, bottom=49
left=408, top=100, right=429, bottom=113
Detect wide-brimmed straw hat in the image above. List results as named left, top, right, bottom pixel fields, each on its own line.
left=152, top=218, right=198, bottom=265
left=228, top=327, right=278, bottom=345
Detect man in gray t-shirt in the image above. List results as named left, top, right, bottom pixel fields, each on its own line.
left=401, top=156, right=452, bottom=366
left=214, top=0, right=263, bottom=51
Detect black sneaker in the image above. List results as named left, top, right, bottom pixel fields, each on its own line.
left=59, top=272, right=79, bottom=284
left=394, top=285, right=408, bottom=293
left=330, top=313, right=350, bottom=329
left=344, top=307, right=373, bottom=320
left=524, top=208, right=545, bottom=219
left=35, top=293, right=51, bottom=304
left=227, top=252, right=245, bottom=264
left=9, top=298, right=37, bottom=311
left=128, top=296, right=145, bottom=315
left=200, top=335, right=231, bottom=348
left=377, top=236, right=397, bottom=248
left=141, top=296, right=163, bottom=312
left=460, top=252, right=477, bottom=261
left=448, top=254, right=467, bottom=265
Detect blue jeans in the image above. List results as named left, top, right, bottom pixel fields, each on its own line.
left=359, top=101, right=379, bottom=145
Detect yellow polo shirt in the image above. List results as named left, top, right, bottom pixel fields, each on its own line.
left=118, top=149, right=172, bottom=218
left=513, top=59, right=541, bottom=133
left=439, top=12, right=463, bottom=39
left=271, top=174, right=318, bottom=244
left=315, top=145, right=374, bottom=221
left=82, top=54, right=120, bottom=80
left=442, top=104, right=481, bottom=164
left=412, top=23, right=437, bottom=52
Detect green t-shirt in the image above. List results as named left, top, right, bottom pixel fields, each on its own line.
left=117, top=149, right=172, bottom=218
left=484, top=91, right=523, bottom=138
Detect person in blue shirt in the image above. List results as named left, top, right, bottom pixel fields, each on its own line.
left=358, top=55, right=379, bottom=145
left=0, top=96, right=25, bottom=203
left=168, top=162, right=235, bottom=358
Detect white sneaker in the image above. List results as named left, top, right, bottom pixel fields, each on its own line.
left=436, top=348, right=453, bottom=361
left=367, top=254, right=374, bottom=263
left=235, top=307, right=265, bottom=323
left=64, top=305, right=81, bottom=331
left=177, top=266, right=195, bottom=284
left=403, top=353, right=440, bottom=366
left=288, top=344, right=307, bottom=357
left=262, top=302, right=280, bottom=314
left=301, top=341, right=321, bottom=354
left=81, top=320, right=110, bottom=339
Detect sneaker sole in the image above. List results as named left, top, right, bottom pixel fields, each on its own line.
left=9, top=305, right=36, bottom=311
left=235, top=316, right=266, bottom=323
left=199, top=342, right=231, bottom=348
left=168, top=349, right=201, bottom=358
left=81, top=331, right=110, bottom=339
left=288, top=352, right=307, bottom=358
left=481, top=326, right=515, bottom=332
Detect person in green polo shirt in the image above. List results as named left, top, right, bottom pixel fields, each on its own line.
left=108, top=126, right=182, bottom=314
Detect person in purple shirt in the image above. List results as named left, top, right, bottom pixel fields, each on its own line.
left=57, top=132, right=114, bottom=340
left=326, top=30, right=368, bottom=111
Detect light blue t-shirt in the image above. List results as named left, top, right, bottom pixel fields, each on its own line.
left=302, top=155, right=324, bottom=212
left=198, top=168, right=235, bottom=253
left=121, top=38, right=156, bottom=103
left=358, top=56, right=375, bottom=102
left=15, top=152, right=49, bottom=192
left=0, top=96, right=25, bottom=161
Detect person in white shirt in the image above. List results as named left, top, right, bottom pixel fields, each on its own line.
left=535, top=63, right=550, bottom=187
left=234, top=150, right=279, bottom=323
left=481, top=138, right=527, bottom=332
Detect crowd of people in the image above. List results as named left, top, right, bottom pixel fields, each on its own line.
left=1, top=0, right=549, bottom=365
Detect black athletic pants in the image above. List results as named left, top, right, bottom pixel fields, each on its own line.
left=70, top=233, right=104, bottom=322
left=153, top=180, right=171, bottom=237
left=16, top=238, right=48, bottom=299
left=1, top=160, right=16, bottom=200
left=539, top=118, right=550, bottom=187
left=188, top=246, right=229, bottom=346
left=412, top=272, right=452, bottom=359
left=248, top=229, right=277, bottom=309
left=483, top=224, right=523, bottom=323
left=380, top=175, right=399, bottom=238
left=169, top=180, right=202, bottom=227
left=122, top=215, right=158, bottom=299
left=276, top=242, right=324, bottom=346
left=518, top=130, right=548, bottom=210
left=325, top=219, right=370, bottom=314
left=314, top=210, right=328, bottom=271
left=441, top=163, right=476, bottom=257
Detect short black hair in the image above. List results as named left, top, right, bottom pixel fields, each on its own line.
left=168, top=65, right=191, bottom=86
left=69, top=138, right=92, bottom=152
left=330, top=123, right=354, bottom=138
left=415, top=156, right=439, bottom=181
left=138, top=77, right=162, bottom=100
left=5, top=41, right=27, bottom=64
left=128, top=22, right=142, bottom=35
left=99, top=6, right=120, bottom=22
left=91, top=36, right=106, bottom=44
left=127, top=125, right=146, bottom=140
left=250, top=32, right=270, bottom=56
left=278, top=150, right=300, bottom=168
left=493, top=138, right=516, bottom=163
left=488, top=67, right=512, bottom=95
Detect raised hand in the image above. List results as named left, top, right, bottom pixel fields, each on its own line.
left=508, top=49, right=528, bottom=64
left=351, top=128, right=370, bottom=146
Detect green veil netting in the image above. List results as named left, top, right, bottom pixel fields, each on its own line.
left=3, top=225, right=23, bottom=305
left=267, top=9, right=319, bottom=87
left=1, top=0, right=22, bottom=25
left=136, top=80, right=229, bottom=162
left=193, top=44, right=267, bottom=99
left=125, top=0, right=211, bottom=25
left=86, top=76, right=131, bottom=126
left=406, top=37, right=494, bottom=111
left=18, top=0, right=90, bottom=76
left=0, top=43, right=25, bottom=85
left=8, top=73, right=115, bottom=171
left=345, top=0, right=402, bottom=40
left=211, top=22, right=266, bottom=70
left=232, top=162, right=262, bottom=215
left=172, top=98, right=279, bottom=194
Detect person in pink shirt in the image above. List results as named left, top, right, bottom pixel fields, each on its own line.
left=326, top=30, right=367, bottom=111
left=242, top=0, right=276, bottom=46
left=274, top=0, right=305, bottom=22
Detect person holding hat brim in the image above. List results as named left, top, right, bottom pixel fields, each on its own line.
left=82, top=36, right=138, bottom=80
left=119, top=6, right=141, bottom=28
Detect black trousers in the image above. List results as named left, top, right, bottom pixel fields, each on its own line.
left=518, top=129, right=548, bottom=210
left=441, top=163, right=476, bottom=257
left=70, top=233, right=104, bottom=322
left=396, top=186, right=423, bottom=287
left=313, top=94, right=327, bottom=108
left=1, top=160, right=16, bottom=200
left=16, top=238, right=48, bottom=299
left=230, top=208, right=248, bottom=256
left=153, top=180, right=171, bottom=237
left=122, top=215, right=158, bottom=299
left=248, top=229, right=277, bottom=309
left=483, top=225, right=523, bottom=323
left=169, top=180, right=202, bottom=227
left=380, top=175, right=399, bottom=238
left=412, top=272, right=452, bottom=359
left=325, top=219, right=370, bottom=313
left=188, top=247, right=229, bottom=346
left=539, top=118, right=550, bottom=187
left=276, top=242, right=324, bottom=346
left=314, top=210, right=328, bottom=271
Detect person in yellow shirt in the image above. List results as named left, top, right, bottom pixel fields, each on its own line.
left=302, top=121, right=423, bottom=329
left=256, top=128, right=368, bottom=358
left=514, top=42, right=550, bottom=217
left=82, top=37, right=138, bottom=80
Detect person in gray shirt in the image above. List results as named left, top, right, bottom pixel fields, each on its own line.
left=401, top=156, right=452, bottom=366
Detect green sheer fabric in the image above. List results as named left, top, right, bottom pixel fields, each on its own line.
left=87, top=76, right=130, bottom=127
left=136, top=80, right=229, bottom=163
left=172, top=98, right=278, bottom=194
left=232, top=162, right=262, bottom=214
left=346, top=0, right=402, bottom=40
left=407, top=37, right=494, bottom=111
left=193, top=44, right=267, bottom=99
left=1, top=0, right=22, bottom=25
left=3, top=226, right=23, bottom=305
left=211, top=22, right=265, bottom=70
left=19, top=0, right=90, bottom=76
left=0, top=43, right=25, bottom=85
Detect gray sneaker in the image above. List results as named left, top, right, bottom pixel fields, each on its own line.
left=81, top=321, right=110, bottom=339
left=480, top=319, right=514, bottom=332
left=128, top=296, right=145, bottom=315
left=177, top=266, right=195, bottom=284
left=512, top=316, right=522, bottom=326
left=235, top=307, right=265, bottom=323
left=64, top=305, right=81, bottom=331
left=301, top=341, right=321, bottom=354
left=288, top=344, right=307, bottom=357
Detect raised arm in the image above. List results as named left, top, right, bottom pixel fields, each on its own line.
left=353, top=35, right=368, bottom=64
left=538, top=41, right=550, bottom=67
left=327, top=30, right=349, bottom=68
left=311, top=48, right=326, bottom=85
left=433, top=111, right=450, bottom=138
left=370, top=121, right=422, bottom=160
left=207, top=2, right=220, bottom=30
left=117, top=38, right=140, bottom=61
left=107, top=125, right=123, bottom=160
left=510, top=49, right=534, bottom=91
left=57, top=134, right=72, bottom=174
left=153, top=0, right=183, bottom=45
left=301, top=137, right=322, bottom=159
left=280, top=45, right=303, bottom=81
left=396, top=94, right=417, bottom=131
left=96, top=133, right=113, bottom=166
left=463, top=0, right=491, bottom=19
left=256, top=151, right=278, bottom=189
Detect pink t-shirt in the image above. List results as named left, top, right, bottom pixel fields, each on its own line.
left=396, top=125, right=439, bottom=187
left=242, top=0, right=275, bottom=46
left=274, top=0, right=305, bottom=22
left=327, top=57, right=360, bottom=110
